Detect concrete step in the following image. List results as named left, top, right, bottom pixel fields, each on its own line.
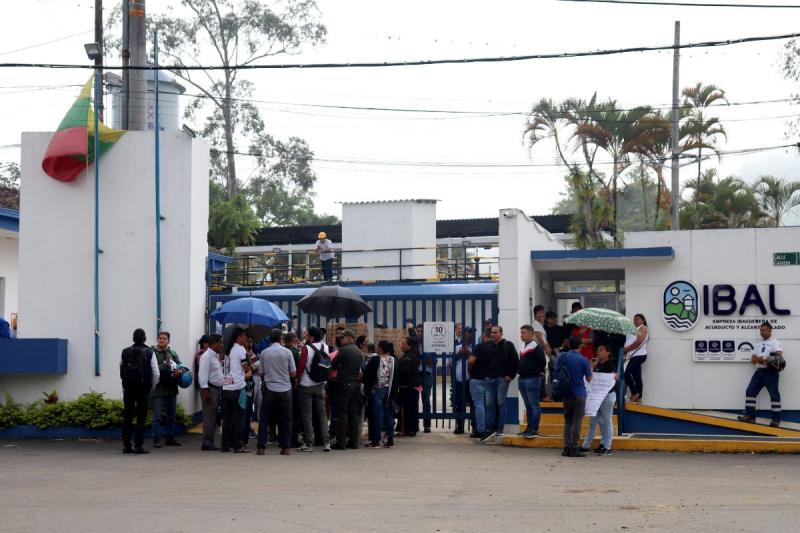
left=687, top=410, right=800, bottom=432
left=503, top=433, right=800, bottom=454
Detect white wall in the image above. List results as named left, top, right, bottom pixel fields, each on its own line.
left=341, top=200, right=437, bottom=281
left=8, top=131, right=208, bottom=413
left=498, top=208, right=565, bottom=431
left=625, top=228, right=800, bottom=410
left=0, top=230, right=18, bottom=322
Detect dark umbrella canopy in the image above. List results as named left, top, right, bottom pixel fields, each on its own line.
left=297, top=285, right=372, bottom=319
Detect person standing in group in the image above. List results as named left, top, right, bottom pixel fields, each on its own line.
left=517, top=325, right=546, bottom=439
left=151, top=331, right=185, bottom=448
left=363, top=340, right=399, bottom=448
left=481, top=326, right=519, bottom=443
left=193, top=335, right=210, bottom=392
left=221, top=328, right=250, bottom=453
left=397, top=336, right=422, bottom=437
left=329, top=329, right=363, bottom=449
left=240, top=335, right=259, bottom=449
left=568, top=323, right=595, bottom=362
left=556, top=336, right=593, bottom=457
left=623, top=314, right=649, bottom=403
left=284, top=332, right=304, bottom=448
left=532, top=305, right=551, bottom=355
left=120, top=328, right=160, bottom=454
left=198, top=334, right=225, bottom=451
left=315, top=231, right=335, bottom=282
left=452, top=327, right=475, bottom=435
left=296, top=326, right=332, bottom=452
left=413, top=323, right=434, bottom=434
left=738, top=322, right=784, bottom=428
left=256, top=329, right=297, bottom=456
left=543, top=311, right=565, bottom=400
left=580, top=344, right=617, bottom=455
left=468, top=328, right=491, bottom=439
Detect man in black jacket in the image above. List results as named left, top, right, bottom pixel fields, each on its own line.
left=330, top=329, right=363, bottom=449
left=468, top=328, right=491, bottom=439
left=517, top=325, right=547, bottom=439
left=481, top=325, right=519, bottom=443
left=120, top=329, right=159, bottom=454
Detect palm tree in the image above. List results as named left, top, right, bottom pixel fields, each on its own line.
left=755, top=175, right=800, bottom=226
left=523, top=98, right=572, bottom=167
left=566, top=168, right=612, bottom=249
left=682, top=83, right=728, bottom=228
left=682, top=172, right=766, bottom=229
left=572, top=100, right=658, bottom=245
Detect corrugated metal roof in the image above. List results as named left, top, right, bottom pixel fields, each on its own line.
left=341, top=199, right=439, bottom=205
left=214, top=281, right=498, bottom=301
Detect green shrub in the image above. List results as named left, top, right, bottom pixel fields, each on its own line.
left=0, top=391, right=193, bottom=430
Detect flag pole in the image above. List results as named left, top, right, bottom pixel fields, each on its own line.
left=154, top=31, right=163, bottom=335
left=93, top=68, right=101, bottom=376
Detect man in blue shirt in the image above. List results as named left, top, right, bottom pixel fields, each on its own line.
left=555, top=336, right=593, bottom=457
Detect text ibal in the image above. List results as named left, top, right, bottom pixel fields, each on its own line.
left=702, top=284, right=790, bottom=316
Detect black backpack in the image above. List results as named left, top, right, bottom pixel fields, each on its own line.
left=307, top=343, right=331, bottom=383
left=551, top=354, right=573, bottom=402
left=121, top=345, right=152, bottom=388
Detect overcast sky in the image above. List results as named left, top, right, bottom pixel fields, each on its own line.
left=2, top=0, right=799, bottom=222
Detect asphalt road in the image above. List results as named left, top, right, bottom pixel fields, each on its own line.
left=1, top=431, right=799, bottom=532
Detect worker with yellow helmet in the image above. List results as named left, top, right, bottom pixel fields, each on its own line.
left=315, top=231, right=335, bottom=281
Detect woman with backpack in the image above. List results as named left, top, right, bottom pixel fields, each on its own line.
left=397, top=336, right=421, bottom=437
left=296, top=326, right=332, bottom=452
left=363, top=340, right=399, bottom=448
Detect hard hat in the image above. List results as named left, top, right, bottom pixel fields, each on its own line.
left=177, top=365, right=193, bottom=389
left=318, top=231, right=327, bottom=239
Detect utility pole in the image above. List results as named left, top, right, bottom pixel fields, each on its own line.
left=121, top=0, right=147, bottom=130
left=670, top=21, right=681, bottom=231
left=94, top=0, right=103, bottom=120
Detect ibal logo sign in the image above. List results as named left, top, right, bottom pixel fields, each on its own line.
left=663, top=281, right=698, bottom=331
left=663, top=281, right=791, bottom=332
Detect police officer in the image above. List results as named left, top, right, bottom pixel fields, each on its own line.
left=738, top=321, right=784, bottom=428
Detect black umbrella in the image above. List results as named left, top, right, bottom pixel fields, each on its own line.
left=297, top=285, right=372, bottom=319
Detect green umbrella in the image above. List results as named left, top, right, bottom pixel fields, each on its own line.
left=564, top=308, right=638, bottom=336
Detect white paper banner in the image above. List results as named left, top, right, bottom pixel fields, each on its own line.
left=584, top=373, right=617, bottom=418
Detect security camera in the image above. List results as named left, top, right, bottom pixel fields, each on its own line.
left=500, top=209, right=514, bottom=218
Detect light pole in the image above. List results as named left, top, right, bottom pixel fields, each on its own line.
left=84, top=42, right=102, bottom=377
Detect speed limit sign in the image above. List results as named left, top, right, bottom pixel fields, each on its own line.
left=423, top=321, right=454, bottom=354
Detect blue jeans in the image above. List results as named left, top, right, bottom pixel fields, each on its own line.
left=469, top=379, right=487, bottom=433
left=452, top=380, right=474, bottom=430
left=421, top=371, right=433, bottom=429
left=484, top=377, right=509, bottom=433
left=583, top=391, right=615, bottom=449
left=745, top=369, right=781, bottom=422
left=369, top=388, right=395, bottom=445
left=151, top=395, right=176, bottom=439
left=518, top=377, right=542, bottom=434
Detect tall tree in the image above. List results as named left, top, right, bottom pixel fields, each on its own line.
left=0, top=162, right=20, bottom=190
left=552, top=168, right=611, bottom=249
left=682, top=171, right=766, bottom=229
left=681, top=83, right=727, bottom=228
left=755, top=175, right=800, bottom=227
left=572, top=101, right=657, bottom=245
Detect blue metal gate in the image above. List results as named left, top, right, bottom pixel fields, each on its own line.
left=208, top=281, right=498, bottom=429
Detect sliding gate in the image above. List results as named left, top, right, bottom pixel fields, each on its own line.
left=208, top=282, right=498, bottom=429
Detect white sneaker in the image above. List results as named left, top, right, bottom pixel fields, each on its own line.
left=297, top=444, right=313, bottom=452
left=323, top=443, right=332, bottom=452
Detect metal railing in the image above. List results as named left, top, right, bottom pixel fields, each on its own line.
left=209, top=244, right=499, bottom=289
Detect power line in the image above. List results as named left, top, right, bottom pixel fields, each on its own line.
left=3, top=30, right=800, bottom=70
left=559, top=0, right=800, bottom=7
left=0, top=30, right=93, bottom=57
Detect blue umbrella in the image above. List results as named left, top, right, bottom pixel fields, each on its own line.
left=210, top=297, right=289, bottom=327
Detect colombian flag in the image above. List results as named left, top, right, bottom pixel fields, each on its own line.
left=41, top=76, right=125, bottom=182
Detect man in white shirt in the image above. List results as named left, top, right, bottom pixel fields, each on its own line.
left=315, top=231, right=335, bottom=281
left=739, top=321, right=784, bottom=427
left=198, top=334, right=225, bottom=451
left=256, top=329, right=297, bottom=456
left=221, top=328, right=250, bottom=453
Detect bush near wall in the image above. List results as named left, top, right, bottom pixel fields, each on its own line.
left=0, top=392, right=191, bottom=430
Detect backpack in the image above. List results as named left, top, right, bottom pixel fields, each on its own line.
left=307, top=343, right=331, bottom=383
left=121, top=345, right=152, bottom=388
left=551, top=354, right=573, bottom=402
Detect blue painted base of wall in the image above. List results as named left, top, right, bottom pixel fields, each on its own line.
left=0, top=425, right=187, bottom=440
